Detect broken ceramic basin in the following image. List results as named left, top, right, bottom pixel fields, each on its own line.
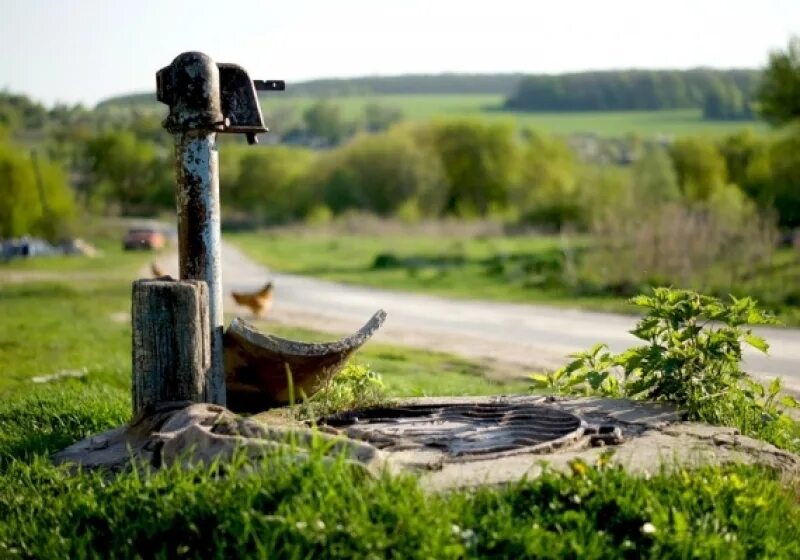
left=224, top=310, right=386, bottom=412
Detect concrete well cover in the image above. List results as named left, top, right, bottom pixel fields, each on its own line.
left=321, top=402, right=592, bottom=461
left=318, top=396, right=800, bottom=490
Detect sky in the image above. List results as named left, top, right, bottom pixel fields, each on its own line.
left=1, top=0, right=799, bottom=107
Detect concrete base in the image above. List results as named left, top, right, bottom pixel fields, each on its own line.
left=52, top=397, right=799, bottom=491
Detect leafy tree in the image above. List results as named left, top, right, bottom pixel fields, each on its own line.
left=363, top=103, right=404, bottom=132
left=0, top=140, right=75, bottom=240
left=757, top=36, right=800, bottom=126
left=318, top=129, right=445, bottom=216
left=718, top=130, right=767, bottom=191
left=228, top=146, right=316, bottom=223
left=0, top=92, right=48, bottom=130
left=431, top=119, right=517, bottom=217
left=576, top=165, right=633, bottom=227
left=703, top=79, right=752, bottom=121
left=303, top=101, right=348, bottom=144
left=763, top=127, right=800, bottom=228
left=669, top=137, right=727, bottom=201
left=505, top=69, right=759, bottom=112
left=83, top=131, right=170, bottom=215
left=513, top=131, right=579, bottom=227
left=631, top=145, right=681, bottom=206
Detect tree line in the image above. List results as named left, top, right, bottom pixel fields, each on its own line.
left=504, top=69, right=760, bottom=120
left=97, top=74, right=526, bottom=109
left=2, top=103, right=799, bottom=239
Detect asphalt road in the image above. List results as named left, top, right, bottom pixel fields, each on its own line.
left=160, top=241, right=800, bottom=392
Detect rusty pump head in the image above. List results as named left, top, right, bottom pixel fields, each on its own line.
left=156, top=51, right=285, bottom=144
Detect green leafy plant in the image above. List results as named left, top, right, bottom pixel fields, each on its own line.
left=294, top=363, right=386, bottom=419
left=531, top=288, right=800, bottom=448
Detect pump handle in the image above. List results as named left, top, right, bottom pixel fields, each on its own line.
left=254, top=80, right=286, bottom=91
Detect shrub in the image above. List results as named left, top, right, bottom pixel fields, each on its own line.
left=294, top=363, right=386, bottom=419
left=0, top=140, right=76, bottom=240
left=317, top=129, right=446, bottom=217
left=228, top=146, right=317, bottom=224
left=430, top=119, right=518, bottom=218
left=669, top=137, right=728, bottom=201
left=579, top=199, right=777, bottom=296
left=512, top=131, right=579, bottom=228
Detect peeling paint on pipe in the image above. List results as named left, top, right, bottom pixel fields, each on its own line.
left=175, top=131, right=225, bottom=406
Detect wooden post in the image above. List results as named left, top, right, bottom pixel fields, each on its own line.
left=132, top=279, right=211, bottom=415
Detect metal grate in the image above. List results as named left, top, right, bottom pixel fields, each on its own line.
left=320, top=403, right=588, bottom=461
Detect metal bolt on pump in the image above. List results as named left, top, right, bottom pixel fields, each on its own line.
left=156, top=51, right=284, bottom=405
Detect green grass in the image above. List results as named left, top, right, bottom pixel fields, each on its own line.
left=0, top=243, right=152, bottom=392
left=2, top=388, right=799, bottom=559
left=0, top=239, right=150, bottom=276
left=3, top=457, right=799, bottom=559
left=227, top=230, right=637, bottom=314
left=260, top=94, right=768, bottom=137
left=3, top=238, right=800, bottom=558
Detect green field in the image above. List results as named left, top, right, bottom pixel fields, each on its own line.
left=260, top=94, right=768, bottom=137
left=115, top=93, right=767, bottom=138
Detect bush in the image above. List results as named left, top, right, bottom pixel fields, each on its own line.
left=669, top=137, right=728, bottom=201
left=83, top=131, right=171, bottom=216
left=317, top=128, right=446, bottom=217
left=512, top=132, right=579, bottom=228
left=0, top=141, right=76, bottom=240
left=274, top=363, right=386, bottom=422
left=430, top=119, right=518, bottom=218
left=579, top=198, right=777, bottom=296
left=227, top=146, right=317, bottom=224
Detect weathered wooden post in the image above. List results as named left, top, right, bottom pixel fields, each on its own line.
left=131, top=52, right=284, bottom=410
left=132, top=279, right=210, bottom=413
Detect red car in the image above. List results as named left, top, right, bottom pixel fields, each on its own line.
left=123, top=228, right=166, bottom=251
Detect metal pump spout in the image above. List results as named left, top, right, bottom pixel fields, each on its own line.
left=157, top=51, right=284, bottom=144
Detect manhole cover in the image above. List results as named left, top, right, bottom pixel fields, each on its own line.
left=320, top=402, right=588, bottom=461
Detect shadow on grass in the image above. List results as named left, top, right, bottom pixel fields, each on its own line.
left=297, top=248, right=576, bottom=289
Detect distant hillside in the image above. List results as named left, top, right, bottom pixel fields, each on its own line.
left=96, top=92, right=157, bottom=109
left=283, top=73, right=525, bottom=96
left=97, top=69, right=764, bottom=123
left=96, top=73, right=525, bottom=109
left=505, top=68, right=761, bottom=113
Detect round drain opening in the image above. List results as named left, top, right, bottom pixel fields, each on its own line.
left=320, top=402, right=585, bottom=461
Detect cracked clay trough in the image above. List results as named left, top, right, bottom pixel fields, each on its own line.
left=314, top=395, right=800, bottom=490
